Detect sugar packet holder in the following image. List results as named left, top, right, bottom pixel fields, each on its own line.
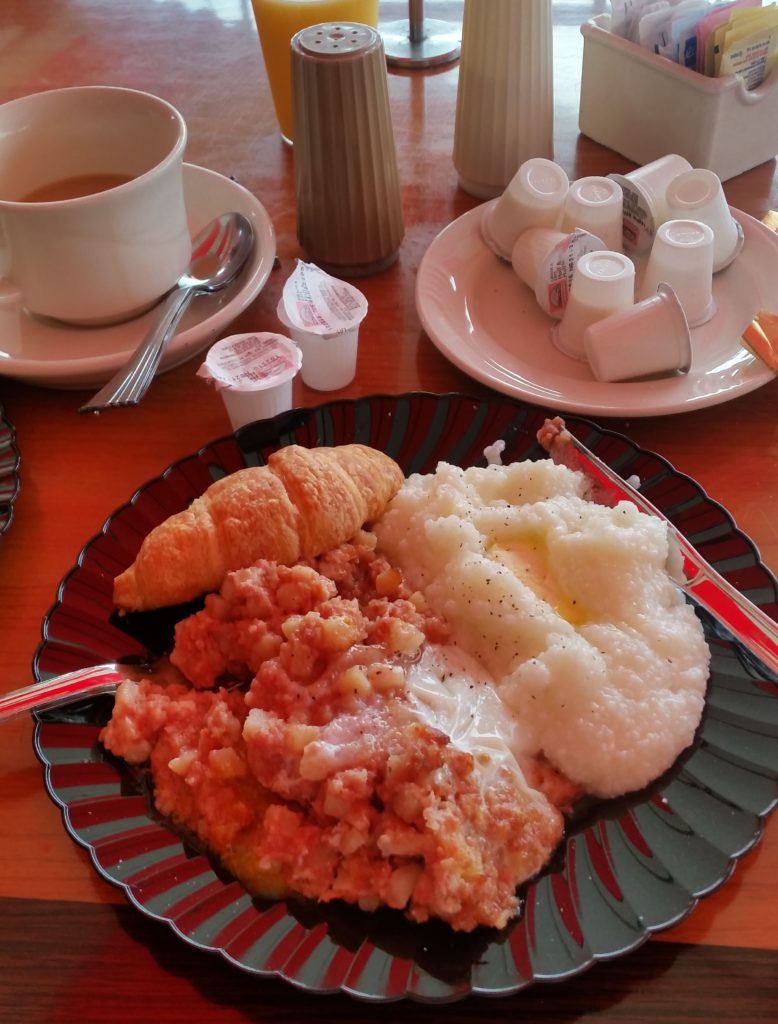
left=579, top=13, right=778, bottom=181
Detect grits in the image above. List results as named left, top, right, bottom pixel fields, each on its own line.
left=373, top=457, right=710, bottom=798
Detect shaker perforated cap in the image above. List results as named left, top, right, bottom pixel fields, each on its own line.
left=294, top=23, right=381, bottom=59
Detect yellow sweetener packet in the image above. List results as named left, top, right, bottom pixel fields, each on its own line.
left=713, top=7, right=766, bottom=71
left=710, top=4, right=773, bottom=75
left=718, top=15, right=778, bottom=86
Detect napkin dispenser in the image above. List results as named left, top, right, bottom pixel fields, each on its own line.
left=579, top=14, right=778, bottom=182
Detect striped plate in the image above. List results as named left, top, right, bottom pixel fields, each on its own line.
left=33, top=392, right=778, bottom=1002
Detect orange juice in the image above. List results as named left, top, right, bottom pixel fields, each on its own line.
left=252, top=0, right=379, bottom=142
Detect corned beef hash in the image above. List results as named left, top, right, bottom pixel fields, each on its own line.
left=101, top=440, right=710, bottom=932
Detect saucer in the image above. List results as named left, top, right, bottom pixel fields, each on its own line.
left=0, top=164, right=277, bottom=389
left=416, top=203, right=778, bottom=417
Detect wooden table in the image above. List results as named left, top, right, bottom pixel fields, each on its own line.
left=1, top=1, right=776, bottom=1020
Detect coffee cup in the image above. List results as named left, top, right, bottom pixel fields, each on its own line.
left=0, top=86, right=191, bottom=325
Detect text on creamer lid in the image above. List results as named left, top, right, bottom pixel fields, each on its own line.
left=198, top=332, right=301, bottom=391
left=279, top=260, right=368, bottom=336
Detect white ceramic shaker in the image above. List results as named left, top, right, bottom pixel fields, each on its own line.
left=453, top=0, right=554, bottom=199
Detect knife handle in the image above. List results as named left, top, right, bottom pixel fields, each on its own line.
left=563, top=434, right=778, bottom=680
left=680, top=548, right=778, bottom=679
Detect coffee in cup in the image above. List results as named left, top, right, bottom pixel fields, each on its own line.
left=0, top=85, right=191, bottom=325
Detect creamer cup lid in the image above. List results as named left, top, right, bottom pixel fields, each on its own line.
left=279, top=260, right=368, bottom=337
left=198, top=332, right=301, bottom=392
left=532, top=228, right=607, bottom=319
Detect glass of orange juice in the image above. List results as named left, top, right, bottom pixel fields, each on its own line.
left=251, top=0, right=380, bottom=143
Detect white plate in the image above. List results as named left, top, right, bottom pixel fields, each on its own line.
left=0, top=164, right=276, bottom=389
left=416, top=203, right=777, bottom=417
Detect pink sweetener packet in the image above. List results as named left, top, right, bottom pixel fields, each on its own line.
left=695, top=0, right=761, bottom=73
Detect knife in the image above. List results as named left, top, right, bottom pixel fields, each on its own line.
left=538, top=418, right=778, bottom=678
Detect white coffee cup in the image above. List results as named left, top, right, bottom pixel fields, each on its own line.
left=0, top=86, right=191, bottom=325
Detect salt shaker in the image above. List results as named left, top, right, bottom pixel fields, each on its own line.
left=292, top=23, right=404, bottom=276
left=453, top=0, right=554, bottom=199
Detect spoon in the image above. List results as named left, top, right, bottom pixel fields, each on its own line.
left=79, top=211, right=255, bottom=413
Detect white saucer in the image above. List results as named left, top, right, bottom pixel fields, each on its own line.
left=416, top=204, right=777, bottom=417
left=0, top=164, right=277, bottom=390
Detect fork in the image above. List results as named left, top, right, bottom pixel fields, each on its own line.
left=0, top=663, right=144, bottom=724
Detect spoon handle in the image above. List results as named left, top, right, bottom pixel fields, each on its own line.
left=79, top=284, right=196, bottom=413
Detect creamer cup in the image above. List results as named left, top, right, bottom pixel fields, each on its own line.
left=609, top=153, right=693, bottom=253
left=512, top=226, right=607, bottom=319
left=278, top=261, right=367, bottom=390
left=638, top=219, right=716, bottom=327
left=584, top=283, right=691, bottom=382
left=664, top=168, right=744, bottom=272
left=277, top=301, right=359, bottom=391
left=560, top=176, right=624, bottom=252
left=198, top=332, right=301, bottom=429
left=552, top=250, right=636, bottom=360
left=481, top=158, right=569, bottom=260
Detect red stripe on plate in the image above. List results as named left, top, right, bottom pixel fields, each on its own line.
left=322, top=944, right=356, bottom=990
left=38, top=722, right=102, bottom=750
left=619, top=809, right=653, bottom=858
left=508, top=920, right=532, bottom=980
left=551, top=863, right=584, bottom=947
left=49, top=762, right=120, bottom=789
left=344, top=941, right=375, bottom=989
left=211, top=904, right=260, bottom=950
left=172, top=880, right=248, bottom=934
left=263, top=923, right=306, bottom=972
left=282, top=922, right=329, bottom=977
left=222, top=902, right=288, bottom=961
left=69, top=795, right=147, bottom=829
left=386, top=956, right=413, bottom=998
left=126, top=851, right=209, bottom=891
left=93, top=824, right=180, bottom=867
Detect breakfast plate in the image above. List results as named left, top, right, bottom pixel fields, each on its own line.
left=0, top=400, right=20, bottom=536
left=0, top=164, right=276, bottom=390
left=33, top=393, right=778, bottom=1002
left=416, top=205, right=778, bottom=417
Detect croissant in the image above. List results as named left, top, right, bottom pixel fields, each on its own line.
left=113, top=444, right=405, bottom=611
